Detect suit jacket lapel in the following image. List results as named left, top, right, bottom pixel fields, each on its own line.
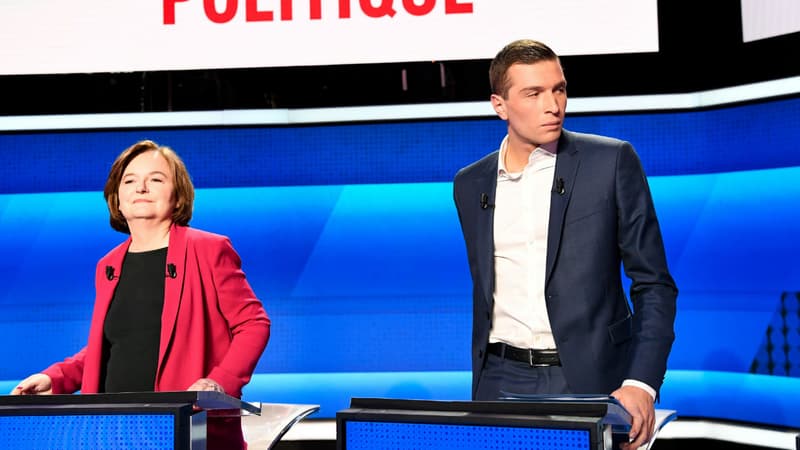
left=97, top=242, right=129, bottom=312
left=159, top=223, right=187, bottom=377
left=96, top=238, right=131, bottom=304
left=473, top=155, right=499, bottom=307
left=83, top=239, right=129, bottom=393
left=546, top=130, right=581, bottom=286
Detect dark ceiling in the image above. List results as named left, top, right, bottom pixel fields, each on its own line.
left=1, top=1, right=797, bottom=116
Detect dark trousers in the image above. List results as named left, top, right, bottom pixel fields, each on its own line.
left=475, top=353, right=630, bottom=448
left=474, top=352, right=571, bottom=401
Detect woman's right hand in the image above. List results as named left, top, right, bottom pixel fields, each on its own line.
left=10, top=373, right=53, bottom=395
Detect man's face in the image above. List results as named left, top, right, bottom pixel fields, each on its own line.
left=491, top=60, right=567, bottom=148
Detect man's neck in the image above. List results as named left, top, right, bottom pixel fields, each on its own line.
left=504, top=140, right=558, bottom=173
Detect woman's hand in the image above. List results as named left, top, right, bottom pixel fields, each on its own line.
left=187, top=377, right=224, bottom=393
left=10, top=373, right=53, bottom=395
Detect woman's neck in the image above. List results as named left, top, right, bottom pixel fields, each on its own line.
left=128, top=220, right=172, bottom=252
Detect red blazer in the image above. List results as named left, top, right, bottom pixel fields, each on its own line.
left=43, top=224, right=270, bottom=448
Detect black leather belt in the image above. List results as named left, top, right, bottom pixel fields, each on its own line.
left=488, top=342, right=561, bottom=367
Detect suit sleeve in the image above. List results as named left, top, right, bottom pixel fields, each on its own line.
left=453, top=170, right=466, bottom=232
left=41, top=346, right=87, bottom=394
left=205, top=238, right=271, bottom=396
left=615, top=142, right=678, bottom=393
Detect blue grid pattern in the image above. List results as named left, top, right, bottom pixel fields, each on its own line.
left=0, top=414, right=174, bottom=449
left=1, top=95, right=799, bottom=195
left=345, top=421, right=590, bottom=450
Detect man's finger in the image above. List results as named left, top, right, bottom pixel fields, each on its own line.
left=628, top=430, right=649, bottom=449
left=628, top=412, right=642, bottom=439
left=625, top=420, right=654, bottom=449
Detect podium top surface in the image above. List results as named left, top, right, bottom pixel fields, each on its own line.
left=0, top=391, right=260, bottom=415
left=345, top=397, right=631, bottom=426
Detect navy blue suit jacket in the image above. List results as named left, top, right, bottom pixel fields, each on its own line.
left=453, top=129, right=677, bottom=398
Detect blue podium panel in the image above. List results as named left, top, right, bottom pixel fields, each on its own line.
left=344, top=420, right=591, bottom=450
left=0, top=411, right=177, bottom=450
left=336, top=399, right=618, bottom=450
left=0, top=392, right=258, bottom=450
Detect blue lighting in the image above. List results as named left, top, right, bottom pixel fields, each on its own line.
left=1, top=95, right=799, bottom=428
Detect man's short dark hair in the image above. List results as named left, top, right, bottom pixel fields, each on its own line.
left=489, top=39, right=560, bottom=98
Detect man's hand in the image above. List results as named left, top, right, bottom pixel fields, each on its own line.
left=611, top=385, right=655, bottom=449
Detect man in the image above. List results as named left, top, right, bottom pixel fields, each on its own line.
left=453, top=39, right=677, bottom=449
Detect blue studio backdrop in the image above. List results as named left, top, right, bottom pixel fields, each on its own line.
left=1, top=96, right=799, bottom=426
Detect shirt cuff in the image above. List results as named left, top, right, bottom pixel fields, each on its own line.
left=622, top=379, right=656, bottom=400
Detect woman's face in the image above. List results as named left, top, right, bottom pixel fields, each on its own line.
left=118, top=150, right=177, bottom=227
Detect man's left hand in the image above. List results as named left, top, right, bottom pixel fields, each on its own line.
left=610, top=385, right=654, bottom=449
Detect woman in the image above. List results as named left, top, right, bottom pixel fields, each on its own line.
left=11, top=140, right=271, bottom=449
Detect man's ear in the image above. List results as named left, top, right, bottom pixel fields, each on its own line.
left=491, top=94, right=508, bottom=120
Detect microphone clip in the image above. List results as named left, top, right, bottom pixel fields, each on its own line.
left=553, top=177, right=565, bottom=196
left=166, top=263, right=177, bottom=279
left=480, top=193, right=493, bottom=210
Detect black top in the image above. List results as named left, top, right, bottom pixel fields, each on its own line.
left=101, top=247, right=167, bottom=393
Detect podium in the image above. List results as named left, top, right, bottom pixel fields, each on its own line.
left=337, top=397, right=676, bottom=450
left=0, top=392, right=317, bottom=450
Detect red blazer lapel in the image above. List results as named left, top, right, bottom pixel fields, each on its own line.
left=158, top=223, right=188, bottom=379
left=83, top=238, right=130, bottom=393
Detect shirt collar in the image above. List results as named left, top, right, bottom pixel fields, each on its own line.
left=497, top=135, right=559, bottom=179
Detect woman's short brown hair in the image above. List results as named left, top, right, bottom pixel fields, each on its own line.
left=104, top=140, right=194, bottom=234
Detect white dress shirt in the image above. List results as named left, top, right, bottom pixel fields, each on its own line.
left=490, top=135, right=557, bottom=350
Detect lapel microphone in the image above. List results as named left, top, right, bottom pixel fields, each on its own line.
left=553, top=178, right=566, bottom=195
left=480, top=193, right=494, bottom=209
left=105, top=266, right=116, bottom=281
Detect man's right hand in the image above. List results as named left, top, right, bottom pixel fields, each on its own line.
left=10, top=373, right=53, bottom=395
